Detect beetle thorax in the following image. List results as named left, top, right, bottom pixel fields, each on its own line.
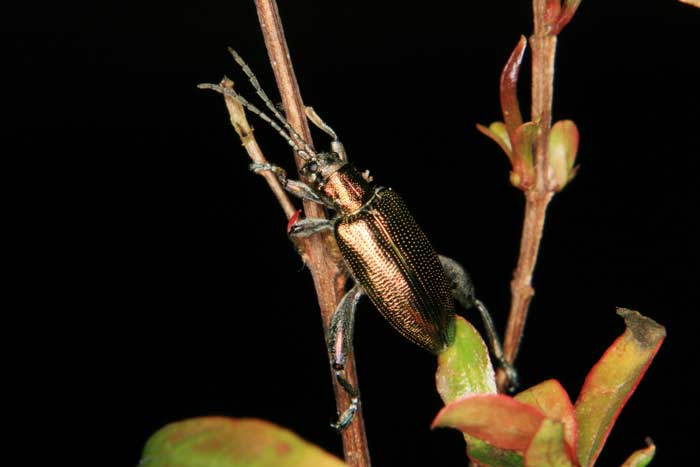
left=321, top=165, right=374, bottom=214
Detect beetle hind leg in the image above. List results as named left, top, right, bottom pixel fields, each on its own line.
left=438, top=255, right=519, bottom=392
left=328, top=284, right=364, bottom=431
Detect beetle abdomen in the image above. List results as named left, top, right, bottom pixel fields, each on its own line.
left=335, top=188, right=455, bottom=353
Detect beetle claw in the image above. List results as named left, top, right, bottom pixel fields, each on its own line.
left=331, top=397, right=359, bottom=432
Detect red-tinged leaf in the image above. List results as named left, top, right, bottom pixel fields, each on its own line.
left=553, top=0, right=583, bottom=34
left=432, top=394, right=547, bottom=451
left=511, top=122, right=537, bottom=189
left=621, top=438, right=656, bottom=467
left=515, top=379, right=578, bottom=460
left=436, top=315, right=497, bottom=404
left=141, top=417, right=347, bottom=467
left=545, top=0, right=562, bottom=26
left=500, top=36, right=527, bottom=137
left=477, top=122, right=513, bottom=160
left=575, top=309, right=665, bottom=467
left=436, top=318, right=520, bottom=466
left=524, top=419, right=576, bottom=467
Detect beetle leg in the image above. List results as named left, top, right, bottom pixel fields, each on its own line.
left=250, top=162, right=327, bottom=205
left=288, top=218, right=334, bottom=238
left=327, top=283, right=364, bottom=431
left=438, top=255, right=520, bottom=392
left=473, top=299, right=519, bottom=392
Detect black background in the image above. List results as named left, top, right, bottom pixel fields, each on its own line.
left=11, top=1, right=697, bottom=466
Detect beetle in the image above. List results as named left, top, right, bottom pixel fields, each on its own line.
left=200, top=49, right=517, bottom=430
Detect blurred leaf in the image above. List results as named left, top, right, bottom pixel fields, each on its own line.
left=620, top=439, right=656, bottom=467
left=524, top=419, right=577, bottom=467
left=433, top=394, right=546, bottom=451
left=574, top=309, right=665, bottom=467
left=678, top=0, right=700, bottom=7
left=436, top=315, right=497, bottom=404
left=515, top=379, right=578, bottom=457
left=141, top=417, right=347, bottom=467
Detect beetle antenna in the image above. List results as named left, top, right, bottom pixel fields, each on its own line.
left=198, top=83, right=313, bottom=160
left=228, top=48, right=316, bottom=158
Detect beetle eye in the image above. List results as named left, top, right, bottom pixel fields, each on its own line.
left=308, top=162, right=318, bottom=172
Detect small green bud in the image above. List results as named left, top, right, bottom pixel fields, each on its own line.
left=547, top=120, right=579, bottom=191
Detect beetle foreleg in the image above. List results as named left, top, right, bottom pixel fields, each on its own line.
left=439, top=255, right=519, bottom=392
left=328, top=283, right=364, bottom=431
left=250, top=163, right=327, bottom=205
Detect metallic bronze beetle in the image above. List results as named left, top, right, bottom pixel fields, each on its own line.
left=200, top=49, right=515, bottom=430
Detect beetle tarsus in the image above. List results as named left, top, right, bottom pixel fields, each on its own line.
left=250, top=162, right=287, bottom=180
left=250, top=162, right=326, bottom=204
left=288, top=218, right=334, bottom=238
left=473, top=299, right=519, bottom=391
left=331, top=371, right=359, bottom=431
left=331, top=396, right=359, bottom=431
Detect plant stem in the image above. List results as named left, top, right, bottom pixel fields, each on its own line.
left=503, top=191, right=552, bottom=360
left=253, top=1, right=371, bottom=466
left=497, top=0, right=557, bottom=391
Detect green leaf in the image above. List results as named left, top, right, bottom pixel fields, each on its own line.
left=477, top=122, right=513, bottom=160
left=432, top=394, right=546, bottom=451
left=547, top=120, right=579, bottom=191
left=141, top=417, right=347, bottom=467
left=574, top=309, right=665, bottom=467
left=515, top=379, right=578, bottom=457
left=524, top=419, right=576, bottom=467
left=467, top=437, right=524, bottom=467
left=436, top=315, right=497, bottom=404
left=511, top=122, right=538, bottom=189
left=436, top=318, right=519, bottom=466
left=620, top=439, right=656, bottom=467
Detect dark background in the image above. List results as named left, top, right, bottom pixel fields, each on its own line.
left=11, top=1, right=697, bottom=466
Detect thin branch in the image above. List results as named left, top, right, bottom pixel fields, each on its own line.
left=253, top=1, right=371, bottom=466
left=497, top=0, right=559, bottom=391
left=218, top=77, right=298, bottom=220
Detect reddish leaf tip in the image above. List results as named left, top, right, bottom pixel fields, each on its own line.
left=500, top=36, right=528, bottom=136
left=575, top=309, right=665, bottom=467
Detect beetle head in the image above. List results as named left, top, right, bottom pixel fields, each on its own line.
left=300, top=151, right=345, bottom=191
